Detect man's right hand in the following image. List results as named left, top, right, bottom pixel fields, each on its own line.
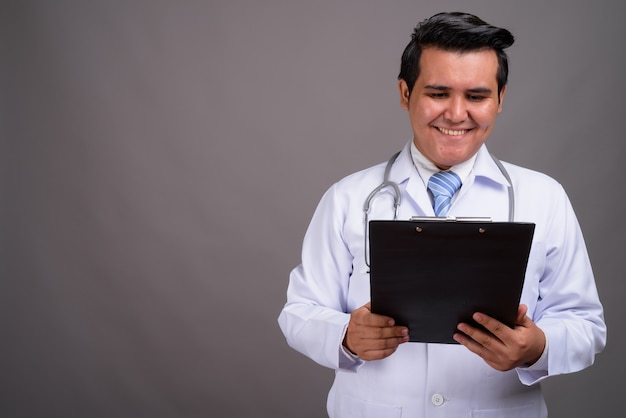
left=343, top=302, right=409, bottom=361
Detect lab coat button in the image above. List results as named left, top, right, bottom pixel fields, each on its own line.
left=431, top=393, right=444, bottom=406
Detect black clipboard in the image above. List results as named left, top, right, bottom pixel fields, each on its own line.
left=369, top=218, right=535, bottom=344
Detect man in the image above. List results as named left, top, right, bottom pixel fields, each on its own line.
left=278, top=12, right=606, bottom=417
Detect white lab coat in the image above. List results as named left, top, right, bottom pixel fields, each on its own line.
left=278, top=141, right=606, bottom=418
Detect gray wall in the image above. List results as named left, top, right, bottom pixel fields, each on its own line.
left=2, top=1, right=624, bottom=417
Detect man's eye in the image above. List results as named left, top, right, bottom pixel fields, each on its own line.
left=428, top=93, right=447, bottom=98
left=468, top=95, right=486, bottom=101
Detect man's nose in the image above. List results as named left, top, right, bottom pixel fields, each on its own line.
left=443, top=96, right=468, bottom=123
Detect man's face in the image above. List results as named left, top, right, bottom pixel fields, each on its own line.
left=399, top=47, right=506, bottom=170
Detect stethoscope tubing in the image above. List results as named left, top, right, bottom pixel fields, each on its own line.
left=363, top=151, right=514, bottom=267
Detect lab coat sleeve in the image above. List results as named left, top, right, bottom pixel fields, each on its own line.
left=517, top=185, right=606, bottom=385
left=278, top=183, right=364, bottom=371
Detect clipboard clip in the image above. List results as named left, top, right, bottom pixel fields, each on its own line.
left=410, top=216, right=493, bottom=222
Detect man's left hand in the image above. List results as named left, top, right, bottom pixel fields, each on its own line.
left=453, top=304, right=546, bottom=371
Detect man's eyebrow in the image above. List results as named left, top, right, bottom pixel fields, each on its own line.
left=424, top=84, right=450, bottom=91
left=423, top=85, right=493, bottom=94
left=467, top=87, right=493, bottom=94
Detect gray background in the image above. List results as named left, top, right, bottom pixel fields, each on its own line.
left=1, top=1, right=624, bottom=417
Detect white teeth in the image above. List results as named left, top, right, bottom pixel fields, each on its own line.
left=438, top=127, right=467, bottom=136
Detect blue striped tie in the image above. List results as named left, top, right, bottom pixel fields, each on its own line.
left=428, top=171, right=462, bottom=216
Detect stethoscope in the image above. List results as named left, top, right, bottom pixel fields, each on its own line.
left=363, top=151, right=515, bottom=267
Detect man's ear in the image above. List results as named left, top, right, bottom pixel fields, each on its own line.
left=398, top=79, right=410, bottom=110
left=497, top=85, right=507, bottom=113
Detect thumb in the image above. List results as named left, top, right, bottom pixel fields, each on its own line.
left=516, top=304, right=530, bottom=325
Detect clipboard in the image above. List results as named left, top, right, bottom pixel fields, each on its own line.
left=369, top=217, right=535, bottom=344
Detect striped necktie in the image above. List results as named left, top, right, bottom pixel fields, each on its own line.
left=428, top=171, right=462, bottom=216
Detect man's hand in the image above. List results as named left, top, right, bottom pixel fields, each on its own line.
left=343, top=302, right=409, bottom=361
left=453, top=304, right=546, bottom=371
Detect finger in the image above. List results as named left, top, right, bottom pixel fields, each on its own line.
left=453, top=331, right=475, bottom=348
left=356, top=303, right=397, bottom=327
left=472, top=312, right=508, bottom=341
left=376, top=325, right=409, bottom=340
left=355, top=323, right=408, bottom=341
left=349, top=329, right=409, bottom=360
left=364, top=332, right=409, bottom=347
left=359, top=345, right=401, bottom=361
left=457, top=320, right=502, bottom=351
left=360, top=333, right=409, bottom=358
left=453, top=330, right=487, bottom=356
left=516, top=304, right=528, bottom=323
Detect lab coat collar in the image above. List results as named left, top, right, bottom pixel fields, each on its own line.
left=472, top=145, right=512, bottom=189
left=385, top=141, right=431, bottom=216
left=384, top=141, right=511, bottom=216
left=385, top=141, right=510, bottom=188
left=384, top=140, right=415, bottom=186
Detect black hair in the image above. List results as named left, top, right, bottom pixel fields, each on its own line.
left=398, top=12, right=515, bottom=97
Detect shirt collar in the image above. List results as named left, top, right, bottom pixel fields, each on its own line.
left=385, top=141, right=509, bottom=190
left=410, top=142, right=476, bottom=188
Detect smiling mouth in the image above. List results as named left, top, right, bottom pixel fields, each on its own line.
left=437, top=127, right=469, bottom=136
